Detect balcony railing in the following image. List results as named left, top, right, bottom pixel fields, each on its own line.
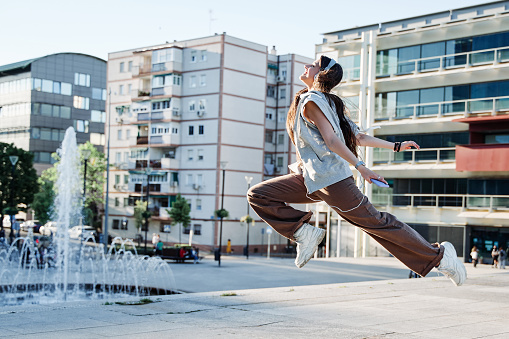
left=136, top=136, right=149, bottom=145
left=376, top=46, right=509, bottom=77
left=373, top=147, right=456, bottom=164
left=375, top=95, right=509, bottom=121
left=372, top=193, right=509, bottom=211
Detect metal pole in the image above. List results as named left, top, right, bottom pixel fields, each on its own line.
left=9, top=162, right=15, bottom=239
left=246, top=182, right=249, bottom=259
left=144, top=169, right=150, bottom=254
left=218, top=168, right=225, bottom=267
left=103, top=89, right=112, bottom=250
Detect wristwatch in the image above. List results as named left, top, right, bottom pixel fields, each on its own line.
left=354, top=160, right=366, bottom=170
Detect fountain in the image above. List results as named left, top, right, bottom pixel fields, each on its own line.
left=0, top=127, right=176, bottom=305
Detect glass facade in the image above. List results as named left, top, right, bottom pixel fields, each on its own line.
left=377, top=31, right=509, bottom=76
left=375, top=80, right=509, bottom=119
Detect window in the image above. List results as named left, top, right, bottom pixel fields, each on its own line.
left=198, top=99, right=206, bottom=110
left=189, top=101, right=195, bottom=111
left=198, top=125, right=204, bottom=135
left=197, top=149, right=204, bottom=160
left=124, top=198, right=129, bottom=207
left=90, top=133, right=105, bottom=145
left=188, top=149, right=194, bottom=161
left=191, top=51, right=197, bottom=62
left=200, top=74, right=206, bottom=86
left=115, top=152, right=121, bottom=165
left=190, top=76, right=196, bottom=88
left=265, top=112, right=273, bottom=120
left=267, top=85, right=275, bottom=98
left=42, top=80, right=53, bottom=93
left=196, top=199, right=202, bottom=210
left=172, top=127, right=178, bottom=134
left=117, top=129, right=122, bottom=140
left=120, top=62, right=125, bottom=72
left=277, top=156, right=284, bottom=167
left=128, top=84, right=132, bottom=94
left=112, top=219, right=120, bottom=229
left=280, top=88, right=286, bottom=99
left=115, top=198, right=120, bottom=207
left=278, top=133, right=285, bottom=144
left=115, top=174, right=121, bottom=184
left=73, top=96, right=90, bottom=110
left=74, top=120, right=89, bottom=133
left=126, top=129, right=131, bottom=139
left=92, top=88, right=104, bottom=100
left=193, top=224, right=202, bottom=235
left=265, top=131, right=273, bottom=143
left=74, top=73, right=90, bottom=87
left=128, top=61, right=133, bottom=72
left=124, top=174, right=129, bottom=184
left=61, top=83, right=72, bottom=95
left=189, top=125, right=194, bottom=135
left=119, top=85, right=124, bottom=95
left=196, top=174, right=203, bottom=185
left=91, top=110, right=106, bottom=122
left=186, top=174, right=193, bottom=185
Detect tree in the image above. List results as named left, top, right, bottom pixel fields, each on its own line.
left=134, top=200, right=147, bottom=234
left=0, top=143, right=39, bottom=230
left=166, top=194, right=190, bottom=245
left=214, top=209, right=229, bottom=219
left=32, top=179, right=55, bottom=225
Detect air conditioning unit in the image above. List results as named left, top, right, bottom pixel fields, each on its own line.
left=197, top=110, right=205, bottom=117
left=172, top=109, right=180, bottom=116
left=121, top=185, right=128, bottom=190
left=113, top=184, right=119, bottom=190
left=277, top=76, right=286, bottom=82
left=192, top=184, right=201, bottom=190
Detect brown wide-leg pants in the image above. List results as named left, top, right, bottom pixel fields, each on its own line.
left=247, top=173, right=444, bottom=277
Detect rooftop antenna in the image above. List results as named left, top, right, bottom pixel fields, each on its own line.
left=209, top=9, right=217, bottom=35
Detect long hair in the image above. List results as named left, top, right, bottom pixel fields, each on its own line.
left=286, top=55, right=358, bottom=158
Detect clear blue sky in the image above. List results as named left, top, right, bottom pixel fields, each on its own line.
left=0, top=0, right=492, bottom=66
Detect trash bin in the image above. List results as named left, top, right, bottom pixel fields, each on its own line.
left=214, top=248, right=220, bottom=261
left=243, top=246, right=248, bottom=256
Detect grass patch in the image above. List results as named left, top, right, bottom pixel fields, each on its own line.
left=288, top=288, right=294, bottom=292
left=114, top=298, right=155, bottom=306
left=220, top=292, right=237, bottom=297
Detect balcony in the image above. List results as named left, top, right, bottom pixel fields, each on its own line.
left=136, top=109, right=181, bottom=122
left=376, top=46, right=509, bottom=78
left=136, top=136, right=149, bottom=145
left=375, top=95, right=509, bottom=121
left=151, top=61, right=182, bottom=74
left=372, top=193, right=509, bottom=212
left=151, top=85, right=181, bottom=98
left=150, top=135, right=179, bottom=146
left=456, top=144, right=509, bottom=172
left=131, top=89, right=151, bottom=100
left=373, top=147, right=456, bottom=165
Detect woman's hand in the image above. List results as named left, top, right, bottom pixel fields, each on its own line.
left=400, top=141, right=420, bottom=151
left=358, top=166, right=387, bottom=185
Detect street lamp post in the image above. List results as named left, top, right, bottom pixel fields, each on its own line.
left=80, top=149, right=92, bottom=260
left=244, top=176, right=253, bottom=260
left=8, top=155, right=19, bottom=240
left=218, top=161, right=228, bottom=267
left=144, top=167, right=152, bottom=254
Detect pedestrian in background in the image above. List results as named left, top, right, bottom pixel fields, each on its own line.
left=498, top=247, right=506, bottom=269
left=470, top=246, right=479, bottom=268
left=491, top=245, right=499, bottom=268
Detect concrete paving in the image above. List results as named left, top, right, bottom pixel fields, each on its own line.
left=0, top=257, right=508, bottom=338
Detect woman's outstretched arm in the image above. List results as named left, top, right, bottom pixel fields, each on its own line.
left=356, top=133, right=420, bottom=151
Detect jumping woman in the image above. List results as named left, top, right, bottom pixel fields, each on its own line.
left=247, top=55, right=466, bottom=286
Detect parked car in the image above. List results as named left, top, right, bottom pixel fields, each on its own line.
left=39, top=222, right=58, bottom=236
left=68, top=225, right=97, bottom=240
left=21, top=220, right=42, bottom=233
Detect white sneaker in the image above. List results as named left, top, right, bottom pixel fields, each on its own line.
left=294, top=223, right=325, bottom=268
left=437, top=241, right=467, bottom=286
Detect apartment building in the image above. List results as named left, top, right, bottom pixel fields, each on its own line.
left=0, top=53, right=107, bottom=174
left=315, top=0, right=509, bottom=260
left=106, top=34, right=312, bottom=252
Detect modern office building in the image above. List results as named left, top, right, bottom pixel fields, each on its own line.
left=315, top=0, right=509, bottom=260
left=106, top=34, right=312, bottom=252
left=0, top=53, right=107, bottom=174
